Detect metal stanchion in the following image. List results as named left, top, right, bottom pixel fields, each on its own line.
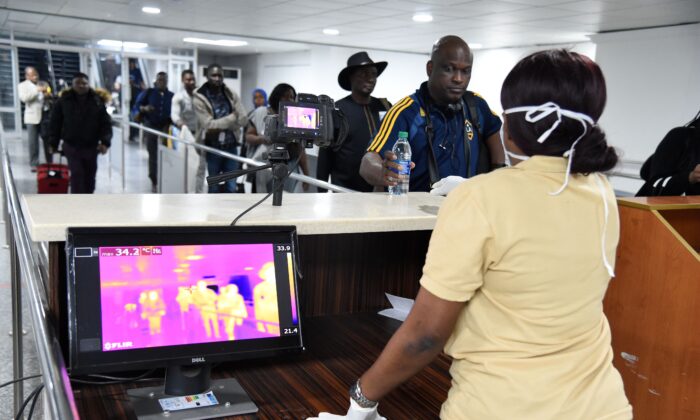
left=2, top=171, right=8, bottom=249
left=184, top=143, right=189, bottom=193
left=10, top=221, right=24, bottom=415
left=122, top=119, right=127, bottom=191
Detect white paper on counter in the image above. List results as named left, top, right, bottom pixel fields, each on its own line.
left=377, top=293, right=414, bottom=322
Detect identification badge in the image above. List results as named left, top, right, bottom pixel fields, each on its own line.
left=218, top=132, right=226, bottom=144
left=464, top=120, right=474, bottom=141
left=158, top=390, right=219, bottom=412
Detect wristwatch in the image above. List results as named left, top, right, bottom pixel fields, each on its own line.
left=349, top=379, right=378, bottom=409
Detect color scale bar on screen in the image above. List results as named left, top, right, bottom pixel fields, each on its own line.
left=287, top=252, right=298, bottom=324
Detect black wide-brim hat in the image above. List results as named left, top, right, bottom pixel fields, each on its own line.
left=338, top=51, right=388, bottom=91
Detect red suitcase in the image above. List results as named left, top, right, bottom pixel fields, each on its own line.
left=37, top=163, right=70, bottom=194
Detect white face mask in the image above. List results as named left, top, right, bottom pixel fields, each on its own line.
left=503, top=102, right=594, bottom=195
left=500, top=124, right=530, bottom=166
left=502, top=102, right=614, bottom=277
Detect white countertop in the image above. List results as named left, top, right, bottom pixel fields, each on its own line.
left=21, top=192, right=445, bottom=242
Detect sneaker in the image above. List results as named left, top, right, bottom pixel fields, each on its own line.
left=151, top=184, right=158, bottom=193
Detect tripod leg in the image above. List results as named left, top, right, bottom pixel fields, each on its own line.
left=271, top=162, right=289, bottom=206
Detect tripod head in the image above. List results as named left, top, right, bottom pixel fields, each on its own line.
left=206, top=143, right=295, bottom=206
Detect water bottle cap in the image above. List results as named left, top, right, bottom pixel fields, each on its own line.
left=398, top=131, right=408, bottom=139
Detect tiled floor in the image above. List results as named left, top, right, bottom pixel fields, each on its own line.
left=0, top=129, right=152, bottom=419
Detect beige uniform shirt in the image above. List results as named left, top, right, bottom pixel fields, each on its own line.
left=420, top=156, right=632, bottom=420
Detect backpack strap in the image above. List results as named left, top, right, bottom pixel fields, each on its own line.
left=378, top=98, right=392, bottom=112
left=423, top=107, right=440, bottom=186
left=463, top=91, right=492, bottom=175
left=463, top=92, right=483, bottom=141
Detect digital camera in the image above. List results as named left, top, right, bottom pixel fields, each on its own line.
left=264, top=93, right=347, bottom=149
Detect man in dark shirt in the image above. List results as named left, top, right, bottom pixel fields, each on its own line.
left=49, top=73, right=112, bottom=193
left=317, top=52, right=391, bottom=192
left=133, top=71, right=174, bottom=192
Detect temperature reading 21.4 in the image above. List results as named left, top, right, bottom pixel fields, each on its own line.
left=276, top=245, right=291, bottom=252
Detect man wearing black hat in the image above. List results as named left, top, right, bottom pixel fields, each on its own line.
left=316, top=52, right=392, bottom=192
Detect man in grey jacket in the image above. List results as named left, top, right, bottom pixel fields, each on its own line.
left=18, top=66, right=47, bottom=171
left=193, top=64, right=247, bottom=193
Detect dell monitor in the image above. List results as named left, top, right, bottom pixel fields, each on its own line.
left=66, top=226, right=304, bottom=419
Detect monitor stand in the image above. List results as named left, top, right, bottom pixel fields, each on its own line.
left=127, top=364, right=258, bottom=420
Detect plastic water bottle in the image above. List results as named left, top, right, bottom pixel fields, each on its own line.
left=388, top=131, right=411, bottom=196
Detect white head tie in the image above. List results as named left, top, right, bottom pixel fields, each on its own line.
left=503, top=102, right=595, bottom=195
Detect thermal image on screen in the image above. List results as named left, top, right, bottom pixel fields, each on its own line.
left=286, top=106, right=319, bottom=129
left=98, top=244, right=282, bottom=352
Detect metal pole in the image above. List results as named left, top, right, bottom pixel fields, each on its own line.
left=184, top=143, right=189, bottom=193
left=10, top=222, right=24, bottom=415
left=121, top=121, right=126, bottom=191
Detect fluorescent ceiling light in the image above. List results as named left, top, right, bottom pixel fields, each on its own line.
left=97, top=39, right=123, bottom=47
left=123, top=41, right=148, bottom=49
left=470, top=43, right=483, bottom=49
left=412, top=13, right=433, bottom=23
left=97, top=39, right=148, bottom=49
left=142, top=6, right=161, bottom=14
left=322, top=28, right=340, bottom=36
left=183, top=37, right=248, bottom=47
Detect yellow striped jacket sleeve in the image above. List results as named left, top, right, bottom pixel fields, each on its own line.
left=367, top=96, right=414, bottom=153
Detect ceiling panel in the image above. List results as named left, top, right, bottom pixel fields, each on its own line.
left=0, top=0, right=697, bottom=53
left=7, top=10, right=45, bottom=25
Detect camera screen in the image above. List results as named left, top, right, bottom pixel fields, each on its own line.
left=285, top=106, right=319, bottom=129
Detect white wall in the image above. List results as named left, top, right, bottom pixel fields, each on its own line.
left=593, top=24, right=700, bottom=163
left=470, top=43, right=596, bottom=115
left=252, top=46, right=429, bottom=105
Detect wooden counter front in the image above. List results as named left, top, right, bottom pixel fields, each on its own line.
left=604, top=197, right=699, bottom=419
left=72, top=313, right=451, bottom=419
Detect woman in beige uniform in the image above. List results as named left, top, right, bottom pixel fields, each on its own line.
left=312, top=50, right=633, bottom=420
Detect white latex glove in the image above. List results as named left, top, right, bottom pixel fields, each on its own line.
left=307, top=399, right=386, bottom=420
left=430, top=175, right=467, bottom=196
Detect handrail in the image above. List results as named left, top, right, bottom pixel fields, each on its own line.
left=1, top=135, right=79, bottom=418
left=607, top=171, right=642, bottom=180
left=112, top=116, right=355, bottom=193
left=608, top=159, right=643, bottom=181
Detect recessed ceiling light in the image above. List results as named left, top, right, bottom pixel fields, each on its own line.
left=183, top=37, right=248, bottom=47
left=123, top=41, right=148, bottom=49
left=96, top=39, right=148, bottom=49
left=142, top=6, right=161, bottom=14
left=322, top=28, right=340, bottom=36
left=412, top=13, right=433, bottom=23
left=470, top=43, right=483, bottom=49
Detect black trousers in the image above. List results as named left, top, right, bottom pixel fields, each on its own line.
left=62, top=143, right=98, bottom=194
left=145, top=125, right=169, bottom=186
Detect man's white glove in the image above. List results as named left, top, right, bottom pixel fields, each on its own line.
left=307, top=399, right=386, bottom=420
left=430, top=175, right=467, bottom=196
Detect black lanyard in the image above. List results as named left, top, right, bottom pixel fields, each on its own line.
left=422, top=92, right=470, bottom=186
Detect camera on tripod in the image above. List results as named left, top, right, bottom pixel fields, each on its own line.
left=264, top=93, right=347, bottom=150
left=207, top=93, right=348, bottom=207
